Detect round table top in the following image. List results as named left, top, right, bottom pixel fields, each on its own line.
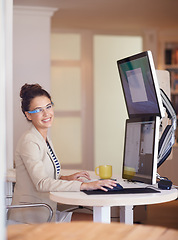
left=7, top=221, right=178, bottom=240
left=50, top=187, right=177, bottom=207
left=50, top=170, right=178, bottom=207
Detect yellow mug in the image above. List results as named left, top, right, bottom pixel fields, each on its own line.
left=95, top=165, right=112, bottom=179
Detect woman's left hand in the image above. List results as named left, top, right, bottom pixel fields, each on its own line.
left=60, top=171, right=91, bottom=182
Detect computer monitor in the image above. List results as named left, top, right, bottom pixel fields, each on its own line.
left=117, top=51, right=165, bottom=119
left=122, top=116, right=160, bottom=184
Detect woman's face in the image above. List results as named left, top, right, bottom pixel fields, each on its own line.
left=25, top=95, right=54, bottom=134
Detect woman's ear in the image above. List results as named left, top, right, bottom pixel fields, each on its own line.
left=25, top=111, right=32, bottom=121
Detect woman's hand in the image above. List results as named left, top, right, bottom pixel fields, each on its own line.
left=80, top=179, right=117, bottom=192
left=60, top=171, right=91, bottom=182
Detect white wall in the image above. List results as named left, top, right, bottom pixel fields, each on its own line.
left=13, top=6, right=56, bottom=159
left=94, top=35, right=143, bottom=176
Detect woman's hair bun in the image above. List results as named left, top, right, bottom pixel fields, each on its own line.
left=20, top=83, right=42, bottom=99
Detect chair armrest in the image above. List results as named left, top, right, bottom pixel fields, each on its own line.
left=7, top=203, right=53, bottom=222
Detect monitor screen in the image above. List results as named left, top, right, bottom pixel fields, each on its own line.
left=122, top=116, right=160, bottom=184
left=117, top=51, right=164, bottom=118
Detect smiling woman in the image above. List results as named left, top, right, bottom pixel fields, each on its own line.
left=8, top=83, right=117, bottom=224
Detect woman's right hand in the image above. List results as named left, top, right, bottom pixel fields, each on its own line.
left=80, top=179, right=117, bottom=192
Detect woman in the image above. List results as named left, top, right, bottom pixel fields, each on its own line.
left=9, top=83, right=116, bottom=224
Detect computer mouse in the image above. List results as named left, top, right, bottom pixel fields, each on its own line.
left=105, top=183, right=123, bottom=191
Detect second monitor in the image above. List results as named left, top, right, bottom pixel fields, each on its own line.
left=122, top=116, right=160, bottom=184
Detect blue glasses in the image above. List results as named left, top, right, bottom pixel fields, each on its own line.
left=28, top=102, right=54, bottom=114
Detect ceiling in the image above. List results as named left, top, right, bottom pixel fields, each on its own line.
left=13, top=0, right=178, bottom=31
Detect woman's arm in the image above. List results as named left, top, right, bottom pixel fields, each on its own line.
left=60, top=171, right=117, bottom=191
left=60, top=171, right=91, bottom=182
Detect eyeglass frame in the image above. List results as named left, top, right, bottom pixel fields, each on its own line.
left=27, top=102, right=54, bottom=114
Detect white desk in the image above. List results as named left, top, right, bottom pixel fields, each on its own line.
left=6, top=168, right=178, bottom=224
left=50, top=174, right=178, bottom=224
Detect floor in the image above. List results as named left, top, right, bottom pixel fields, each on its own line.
left=142, top=199, right=178, bottom=230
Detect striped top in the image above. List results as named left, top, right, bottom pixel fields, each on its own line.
left=47, top=141, right=60, bottom=175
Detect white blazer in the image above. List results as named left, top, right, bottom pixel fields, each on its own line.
left=9, top=124, right=82, bottom=223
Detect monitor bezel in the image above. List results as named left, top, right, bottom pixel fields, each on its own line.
left=122, top=116, right=160, bottom=185
left=117, top=51, right=165, bottom=119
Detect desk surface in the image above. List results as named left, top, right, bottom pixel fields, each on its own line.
left=50, top=181, right=177, bottom=207
left=7, top=222, right=178, bottom=240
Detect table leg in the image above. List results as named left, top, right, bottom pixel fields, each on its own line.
left=120, top=205, right=133, bottom=224
left=93, top=206, right=111, bottom=223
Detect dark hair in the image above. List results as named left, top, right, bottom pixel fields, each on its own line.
left=20, top=83, right=52, bottom=120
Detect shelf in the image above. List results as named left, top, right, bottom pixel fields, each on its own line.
left=161, top=41, right=178, bottom=144
left=165, top=65, right=178, bottom=70
left=171, top=90, right=178, bottom=95
left=165, top=43, right=178, bottom=65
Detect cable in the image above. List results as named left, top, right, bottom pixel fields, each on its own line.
left=156, top=173, right=169, bottom=181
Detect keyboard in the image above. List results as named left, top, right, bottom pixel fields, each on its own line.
left=82, top=187, right=160, bottom=195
